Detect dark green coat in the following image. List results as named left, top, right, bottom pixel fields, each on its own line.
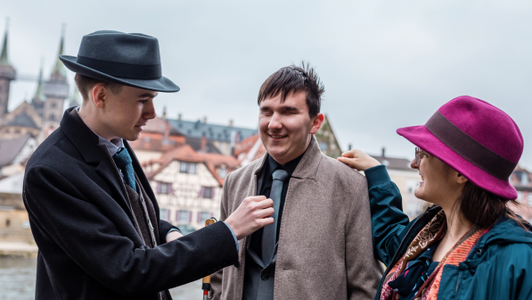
left=365, top=165, right=532, bottom=300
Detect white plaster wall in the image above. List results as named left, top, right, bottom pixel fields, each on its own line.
left=152, top=160, right=223, bottom=229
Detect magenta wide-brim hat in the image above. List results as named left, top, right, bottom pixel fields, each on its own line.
left=397, top=95, right=523, bottom=200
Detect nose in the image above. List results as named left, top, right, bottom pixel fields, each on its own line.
left=143, top=100, right=156, bottom=120
left=410, top=158, right=419, bottom=170
left=268, top=112, right=282, bottom=130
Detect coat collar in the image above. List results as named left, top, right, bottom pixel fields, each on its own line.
left=251, top=135, right=323, bottom=181
left=60, top=107, right=105, bottom=164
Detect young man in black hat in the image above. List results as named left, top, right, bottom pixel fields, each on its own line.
left=23, top=30, right=274, bottom=300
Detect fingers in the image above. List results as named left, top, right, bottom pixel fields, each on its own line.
left=337, top=148, right=381, bottom=171
left=225, top=195, right=276, bottom=240
left=337, top=156, right=359, bottom=168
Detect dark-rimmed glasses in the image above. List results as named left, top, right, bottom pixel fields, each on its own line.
left=415, top=147, right=429, bottom=165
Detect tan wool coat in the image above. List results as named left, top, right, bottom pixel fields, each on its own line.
left=211, top=138, right=383, bottom=300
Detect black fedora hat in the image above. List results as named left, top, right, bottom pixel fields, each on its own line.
left=60, top=30, right=179, bottom=92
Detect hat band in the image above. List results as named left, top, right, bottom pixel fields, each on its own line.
left=76, top=55, right=162, bottom=79
left=425, top=111, right=515, bottom=181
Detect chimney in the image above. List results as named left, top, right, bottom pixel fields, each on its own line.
left=162, top=106, right=167, bottom=120
left=178, top=113, right=182, bottom=120
left=203, top=117, right=207, bottom=124
left=229, top=119, right=234, bottom=127
left=163, top=120, right=170, bottom=145
left=201, top=134, right=207, bottom=153
left=348, top=143, right=352, bottom=151
left=381, top=147, right=386, bottom=157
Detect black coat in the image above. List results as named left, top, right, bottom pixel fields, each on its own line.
left=23, top=108, right=238, bottom=299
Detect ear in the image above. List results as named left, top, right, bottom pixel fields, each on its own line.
left=456, top=173, right=468, bottom=185
left=91, top=84, right=108, bottom=109
left=309, top=113, right=324, bottom=135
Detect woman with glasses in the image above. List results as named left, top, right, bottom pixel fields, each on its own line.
left=338, top=95, right=532, bottom=300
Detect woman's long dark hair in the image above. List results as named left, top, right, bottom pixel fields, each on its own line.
left=456, top=181, right=526, bottom=229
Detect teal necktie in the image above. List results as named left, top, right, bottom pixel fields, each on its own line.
left=261, top=168, right=289, bottom=265
left=113, top=148, right=137, bottom=192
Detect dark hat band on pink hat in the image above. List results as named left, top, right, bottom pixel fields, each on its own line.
left=397, top=95, right=523, bottom=200
left=425, top=111, right=516, bottom=181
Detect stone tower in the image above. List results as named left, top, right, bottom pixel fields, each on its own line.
left=0, top=22, right=16, bottom=116
left=32, top=61, right=46, bottom=117
left=42, top=29, right=69, bottom=134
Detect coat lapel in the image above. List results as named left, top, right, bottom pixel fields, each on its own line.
left=291, top=136, right=322, bottom=181
left=60, top=108, right=134, bottom=221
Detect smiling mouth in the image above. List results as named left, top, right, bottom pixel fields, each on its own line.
left=268, top=134, right=288, bottom=139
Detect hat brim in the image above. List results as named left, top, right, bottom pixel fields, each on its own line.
left=397, top=125, right=517, bottom=200
left=59, top=55, right=180, bottom=93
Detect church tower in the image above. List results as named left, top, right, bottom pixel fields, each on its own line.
left=32, top=61, right=46, bottom=117
left=42, top=28, right=69, bottom=134
left=0, top=21, right=16, bottom=116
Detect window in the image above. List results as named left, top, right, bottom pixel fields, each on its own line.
left=180, top=162, right=197, bottom=174
left=200, top=186, right=215, bottom=199
left=218, top=166, right=227, bottom=179
left=406, top=179, right=419, bottom=194
left=527, top=193, right=532, bottom=207
left=517, top=192, right=524, bottom=203
left=522, top=173, right=529, bottom=185
left=157, top=182, right=173, bottom=194
left=177, top=210, right=191, bottom=223
left=160, top=208, right=170, bottom=221
left=198, top=211, right=214, bottom=224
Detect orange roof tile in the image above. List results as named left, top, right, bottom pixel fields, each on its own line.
left=145, top=143, right=240, bottom=185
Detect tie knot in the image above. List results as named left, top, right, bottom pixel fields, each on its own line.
left=113, top=148, right=133, bottom=168
left=272, top=168, right=289, bottom=182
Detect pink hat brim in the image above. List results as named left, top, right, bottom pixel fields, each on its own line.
left=397, top=125, right=517, bottom=200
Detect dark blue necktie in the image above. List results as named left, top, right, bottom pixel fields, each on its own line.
left=261, top=168, right=289, bottom=265
left=113, top=147, right=137, bottom=192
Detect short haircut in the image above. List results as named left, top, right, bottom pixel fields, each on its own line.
left=75, top=74, right=123, bottom=102
left=257, top=63, right=324, bottom=118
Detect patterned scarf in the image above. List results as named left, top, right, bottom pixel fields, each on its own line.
left=379, top=211, right=489, bottom=300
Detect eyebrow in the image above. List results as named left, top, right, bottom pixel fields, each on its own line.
left=281, top=106, right=299, bottom=112
left=138, top=92, right=158, bottom=98
left=260, top=105, right=300, bottom=112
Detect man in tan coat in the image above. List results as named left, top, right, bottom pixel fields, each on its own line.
left=211, top=64, right=382, bottom=300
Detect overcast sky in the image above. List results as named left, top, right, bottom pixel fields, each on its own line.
left=2, top=0, right=532, bottom=168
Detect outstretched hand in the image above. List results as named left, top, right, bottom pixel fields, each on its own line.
left=225, top=196, right=274, bottom=240
left=337, top=149, right=381, bottom=171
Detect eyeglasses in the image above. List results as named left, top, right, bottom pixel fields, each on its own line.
left=414, top=147, right=429, bottom=165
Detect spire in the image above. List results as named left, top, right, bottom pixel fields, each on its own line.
left=69, top=85, right=81, bottom=108
left=50, top=24, right=67, bottom=81
left=0, top=18, right=10, bottom=64
left=33, top=59, right=46, bottom=101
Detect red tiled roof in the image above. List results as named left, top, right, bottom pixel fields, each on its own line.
left=144, top=143, right=240, bottom=185
left=129, top=132, right=186, bottom=152
left=234, top=134, right=266, bottom=165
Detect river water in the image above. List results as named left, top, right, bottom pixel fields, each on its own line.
left=0, top=257, right=203, bottom=300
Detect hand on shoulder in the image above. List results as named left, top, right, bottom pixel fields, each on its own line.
left=337, top=149, right=381, bottom=171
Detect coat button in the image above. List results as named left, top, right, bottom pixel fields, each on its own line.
left=261, top=273, right=269, bottom=281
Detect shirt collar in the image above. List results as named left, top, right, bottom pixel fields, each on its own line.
left=266, top=152, right=304, bottom=180
left=75, top=106, right=124, bottom=156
